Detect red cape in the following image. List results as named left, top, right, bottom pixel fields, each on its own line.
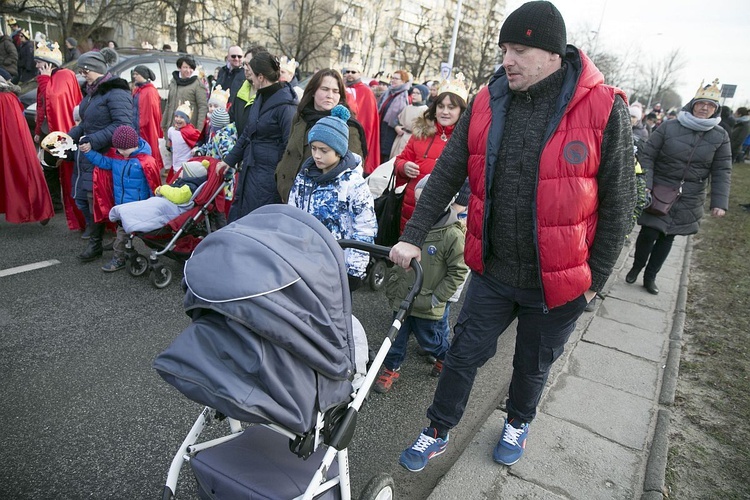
left=347, top=82, right=380, bottom=174
left=36, top=69, right=85, bottom=230
left=133, top=83, right=164, bottom=171
left=93, top=150, right=162, bottom=224
left=0, top=92, right=54, bottom=223
left=35, top=69, right=81, bottom=136
left=180, top=124, right=201, bottom=148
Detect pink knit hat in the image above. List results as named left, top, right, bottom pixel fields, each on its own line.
left=112, top=125, right=139, bottom=150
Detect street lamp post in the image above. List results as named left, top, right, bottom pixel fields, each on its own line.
left=446, top=0, right=463, bottom=75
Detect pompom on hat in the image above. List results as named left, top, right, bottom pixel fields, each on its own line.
left=111, top=125, right=139, bottom=150
left=34, top=40, right=63, bottom=67
left=498, top=1, right=567, bottom=57
left=208, top=85, right=230, bottom=107
left=308, top=104, right=351, bottom=158
left=181, top=159, right=210, bottom=178
left=174, top=100, right=193, bottom=121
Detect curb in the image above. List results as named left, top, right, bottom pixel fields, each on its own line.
left=640, top=235, right=692, bottom=499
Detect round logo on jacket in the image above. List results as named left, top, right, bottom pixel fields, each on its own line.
left=427, top=245, right=437, bottom=255
left=563, top=141, right=588, bottom=164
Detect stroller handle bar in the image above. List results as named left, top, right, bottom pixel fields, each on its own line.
left=337, top=239, right=423, bottom=327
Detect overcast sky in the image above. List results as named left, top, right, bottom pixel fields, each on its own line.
left=504, top=0, right=750, bottom=107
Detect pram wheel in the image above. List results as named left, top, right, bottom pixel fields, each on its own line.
left=368, top=259, right=388, bottom=291
left=127, top=255, right=149, bottom=277
left=359, top=472, right=395, bottom=500
left=150, top=267, right=173, bottom=289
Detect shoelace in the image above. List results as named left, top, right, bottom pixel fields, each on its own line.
left=502, top=423, right=526, bottom=447
left=411, top=432, right=437, bottom=452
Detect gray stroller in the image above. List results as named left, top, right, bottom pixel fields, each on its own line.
left=154, top=205, right=422, bottom=500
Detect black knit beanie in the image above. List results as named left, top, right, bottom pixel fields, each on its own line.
left=498, top=1, right=567, bottom=57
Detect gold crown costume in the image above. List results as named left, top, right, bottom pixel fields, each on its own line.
left=34, top=40, right=63, bottom=67
left=694, top=78, right=721, bottom=103
left=279, top=56, right=297, bottom=76
left=437, top=72, right=469, bottom=102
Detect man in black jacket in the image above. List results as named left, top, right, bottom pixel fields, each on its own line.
left=215, top=45, right=245, bottom=100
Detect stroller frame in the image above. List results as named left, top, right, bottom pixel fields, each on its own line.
left=160, top=241, right=423, bottom=500
left=124, top=165, right=236, bottom=289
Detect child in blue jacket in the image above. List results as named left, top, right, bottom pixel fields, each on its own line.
left=287, top=105, right=377, bottom=291
left=79, top=125, right=161, bottom=272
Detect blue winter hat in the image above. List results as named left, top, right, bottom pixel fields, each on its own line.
left=308, top=105, right=350, bottom=157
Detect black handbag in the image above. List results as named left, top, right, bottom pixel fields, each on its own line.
left=374, top=169, right=404, bottom=246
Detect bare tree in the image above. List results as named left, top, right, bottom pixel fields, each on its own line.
left=444, top=2, right=502, bottom=91
left=391, top=7, right=439, bottom=80
left=634, top=49, right=686, bottom=109
left=4, top=0, right=150, bottom=46
left=263, top=0, right=347, bottom=71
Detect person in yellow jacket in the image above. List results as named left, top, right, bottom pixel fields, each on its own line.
left=155, top=160, right=209, bottom=203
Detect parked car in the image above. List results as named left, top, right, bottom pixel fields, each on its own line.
left=22, top=48, right=224, bottom=132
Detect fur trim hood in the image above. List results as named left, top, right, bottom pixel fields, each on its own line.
left=412, top=114, right=436, bottom=139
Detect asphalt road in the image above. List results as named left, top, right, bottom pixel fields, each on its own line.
left=0, top=214, right=515, bottom=499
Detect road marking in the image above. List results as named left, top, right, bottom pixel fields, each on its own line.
left=0, top=259, right=61, bottom=278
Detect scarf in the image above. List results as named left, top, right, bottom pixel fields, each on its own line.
left=172, top=71, right=198, bottom=87
left=677, top=110, right=721, bottom=132
left=345, top=78, right=362, bottom=87
left=85, top=72, right=113, bottom=96
left=379, top=83, right=410, bottom=127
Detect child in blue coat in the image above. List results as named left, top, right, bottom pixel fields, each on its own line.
left=287, top=105, right=377, bottom=291
left=79, top=125, right=160, bottom=272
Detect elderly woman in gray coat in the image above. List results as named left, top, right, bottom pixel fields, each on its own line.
left=626, top=80, right=732, bottom=295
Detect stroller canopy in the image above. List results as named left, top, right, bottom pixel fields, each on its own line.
left=154, top=205, right=356, bottom=433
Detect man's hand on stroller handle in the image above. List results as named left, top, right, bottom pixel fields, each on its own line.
left=390, top=242, right=421, bottom=269
left=216, top=161, right=235, bottom=181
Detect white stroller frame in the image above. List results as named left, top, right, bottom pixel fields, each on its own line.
left=160, top=241, right=423, bottom=500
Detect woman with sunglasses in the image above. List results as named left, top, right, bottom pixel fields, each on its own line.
left=218, top=52, right=298, bottom=221
left=275, top=68, right=367, bottom=203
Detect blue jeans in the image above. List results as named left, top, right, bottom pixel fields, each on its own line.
left=384, top=312, right=450, bottom=370
left=427, top=272, right=588, bottom=429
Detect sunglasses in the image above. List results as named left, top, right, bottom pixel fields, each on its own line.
left=77, top=68, right=90, bottom=75
left=344, top=70, right=358, bottom=74
left=229, top=54, right=243, bottom=59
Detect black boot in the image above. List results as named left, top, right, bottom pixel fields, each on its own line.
left=625, top=266, right=642, bottom=284
left=78, top=223, right=104, bottom=262
left=644, top=278, right=659, bottom=295
left=43, top=165, right=63, bottom=212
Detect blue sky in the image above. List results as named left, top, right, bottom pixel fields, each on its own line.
left=504, top=0, right=750, bottom=107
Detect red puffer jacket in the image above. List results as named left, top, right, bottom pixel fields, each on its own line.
left=395, top=116, right=455, bottom=232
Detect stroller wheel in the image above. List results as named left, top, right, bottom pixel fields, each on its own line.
left=368, top=259, right=388, bottom=291
left=127, top=255, right=149, bottom=277
left=149, top=267, right=173, bottom=289
left=359, top=472, right=395, bottom=500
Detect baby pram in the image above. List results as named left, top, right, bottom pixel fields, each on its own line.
left=153, top=205, right=422, bottom=500
left=111, top=156, right=232, bottom=289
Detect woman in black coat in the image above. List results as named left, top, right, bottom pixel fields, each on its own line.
left=218, top=52, right=297, bottom=221
left=68, top=48, right=134, bottom=262
left=626, top=80, right=731, bottom=295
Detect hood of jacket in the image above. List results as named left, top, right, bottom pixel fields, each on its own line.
left=299, top=151, right=361, bottom=184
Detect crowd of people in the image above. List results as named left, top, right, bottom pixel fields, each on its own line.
left=0, top=0, right=744, bottom=480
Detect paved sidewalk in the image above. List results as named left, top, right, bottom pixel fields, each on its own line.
left=428, top=231, right=689, bottom=499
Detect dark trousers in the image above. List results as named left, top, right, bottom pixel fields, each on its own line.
left=633, top=225, right=676, bottom=280
left=427, top=272, right=587, bottom=430
left=384, top=312, right=450, bottom=370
